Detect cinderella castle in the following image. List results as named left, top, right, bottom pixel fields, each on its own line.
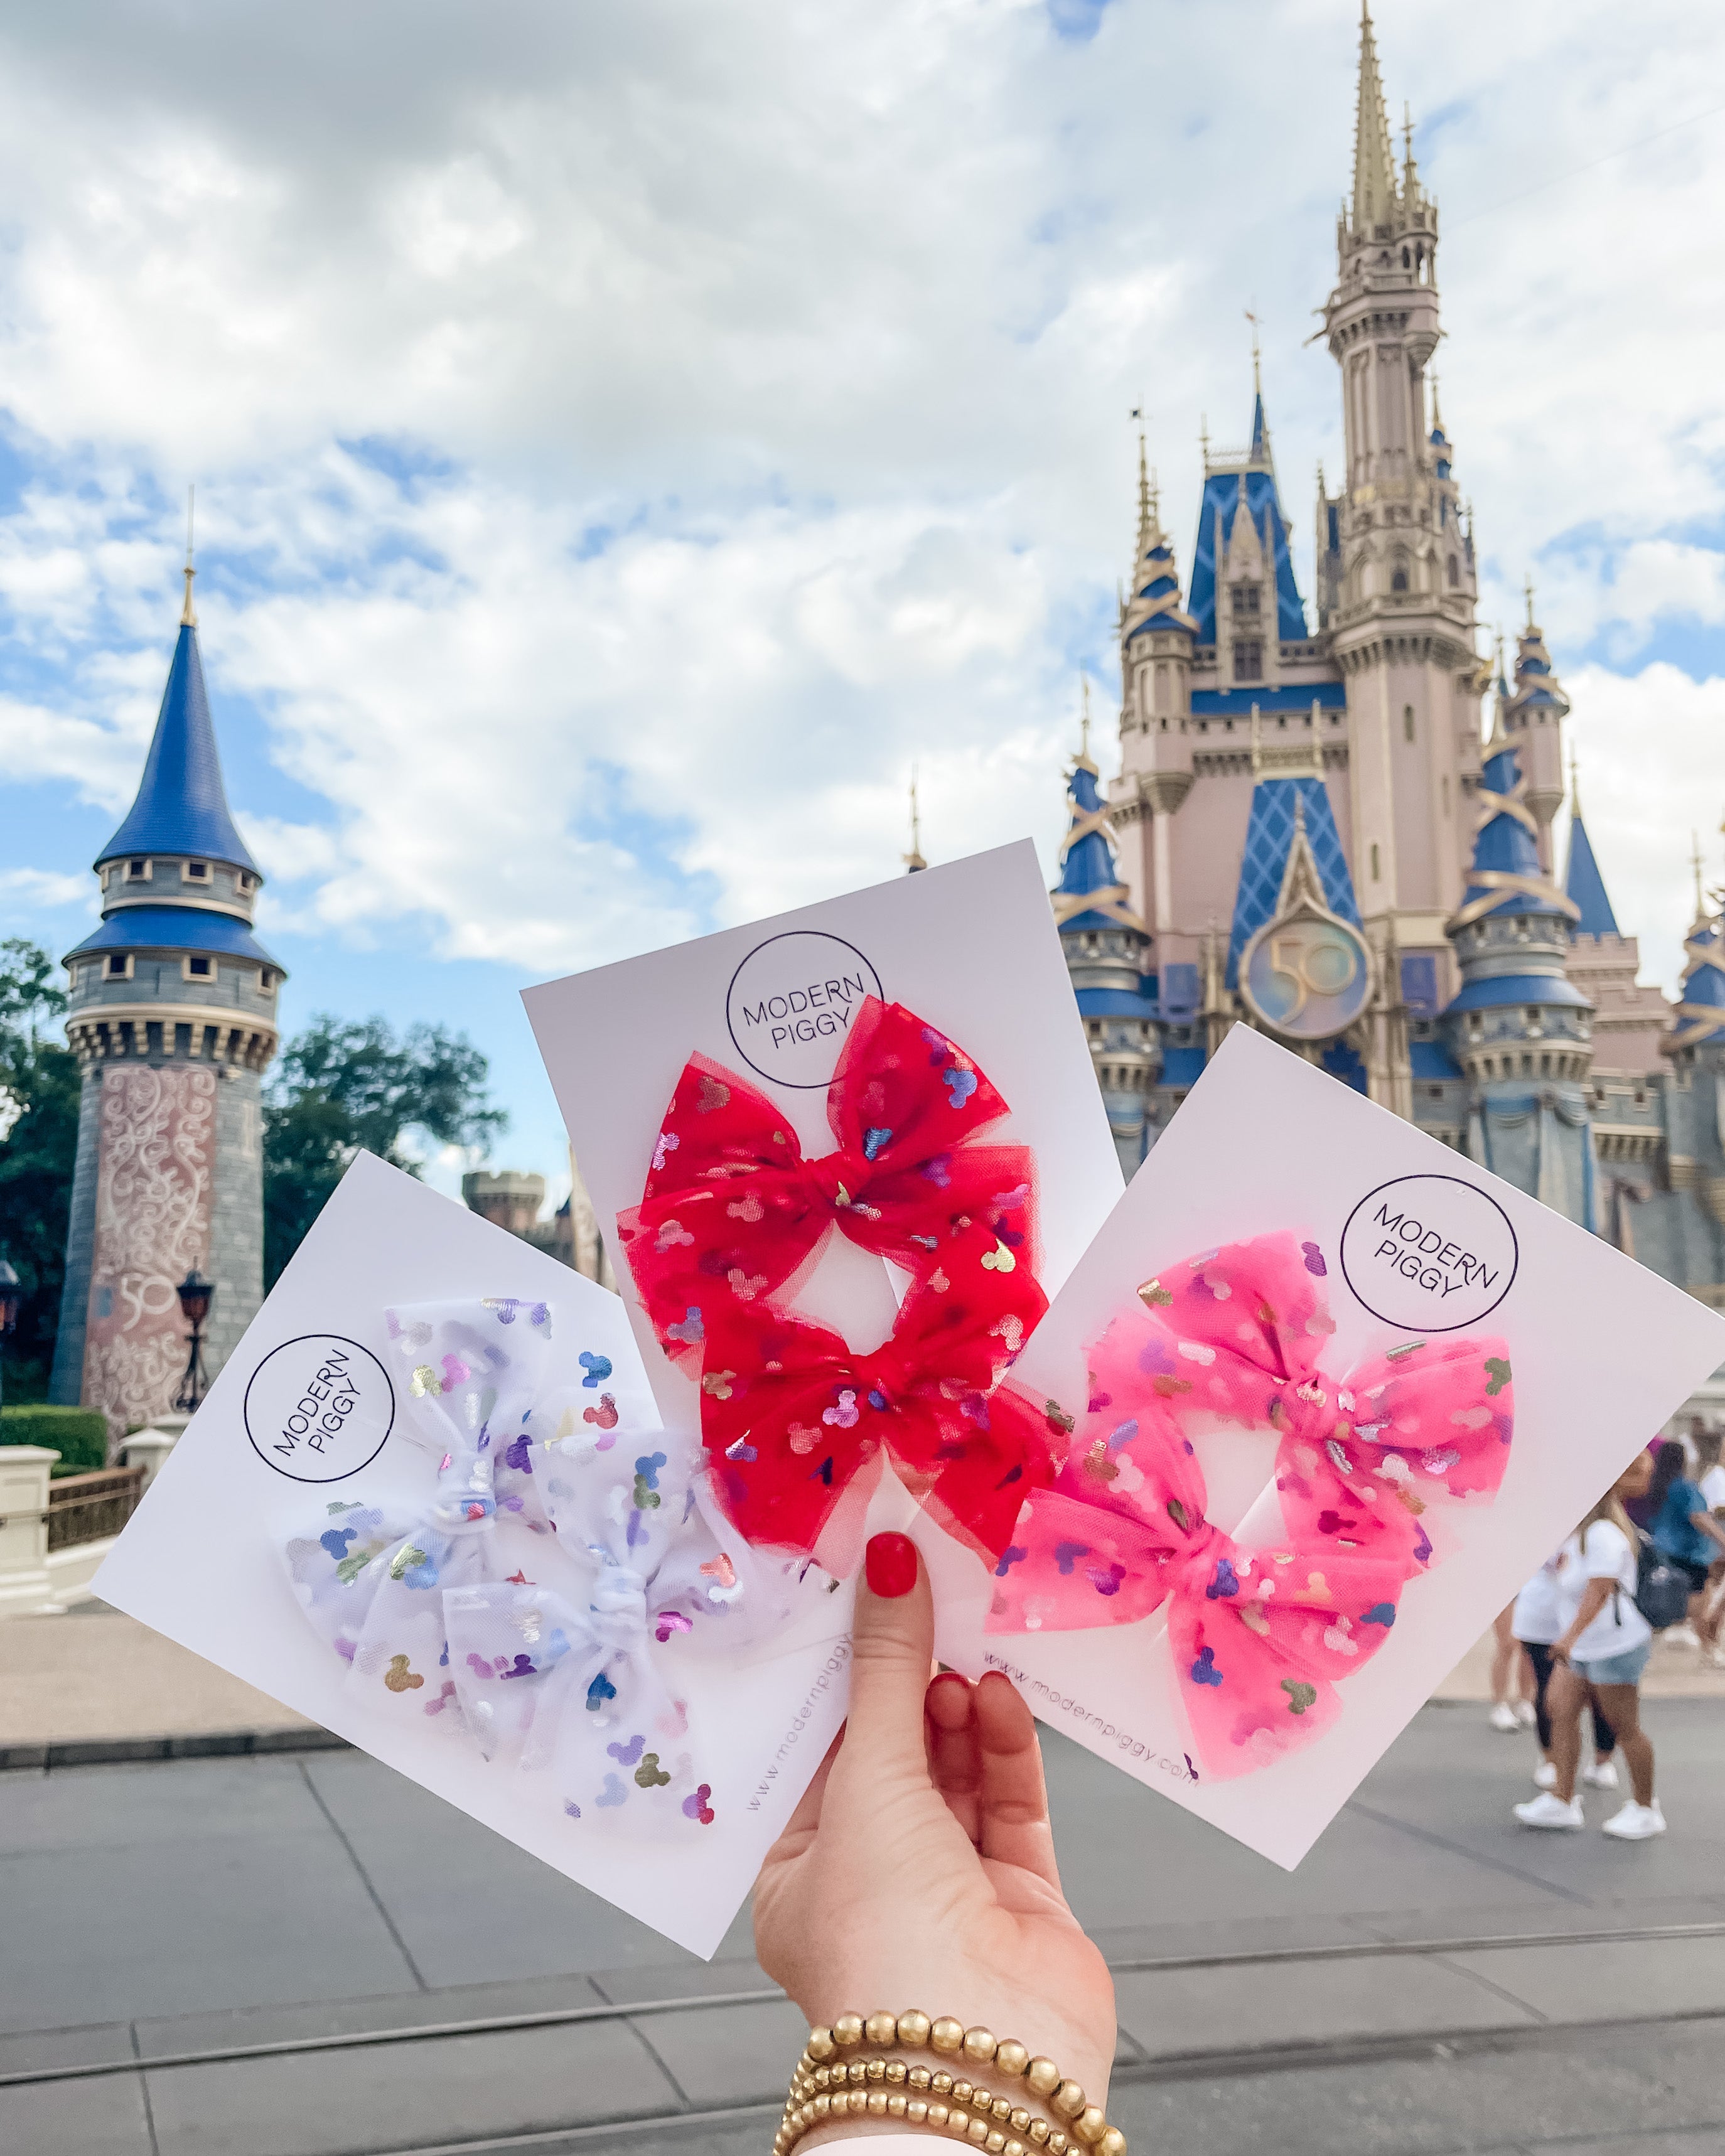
left=1053, top=4, right=1725, bottom=1314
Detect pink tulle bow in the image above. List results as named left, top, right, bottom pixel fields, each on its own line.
left=986, top=1232, right=1514, bottom=1778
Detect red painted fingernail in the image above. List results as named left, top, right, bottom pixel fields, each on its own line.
left=866, top=1531, right=918, bottom=1599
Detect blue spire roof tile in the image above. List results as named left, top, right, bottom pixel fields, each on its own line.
left=1225, top=775, right=1359, bottom=987
left=1564, top=815, right=1621, bottom=938
left=97, top=624, right=258, bottom=874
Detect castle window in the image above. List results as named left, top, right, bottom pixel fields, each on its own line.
left=184, top=956, right=213, bottom=980
left=1390, top=567, right=1409, bottom=593
left=1446, top=554, right=1459, bottom=587
left=237, top=871, right=257, bottom=894
left=1370, top=842, right=1381, bottom=882
left=105, top=953, right=132, bottom=980
left=1232, top=638, right=1263, bottom=683
left=126, top=858, right=151, bottom=882
left=1403, top=704, right=1415, bottom=743
left=1230, top=582, right=1261, bottom=618
left=183, top=860, right=210, bottom=883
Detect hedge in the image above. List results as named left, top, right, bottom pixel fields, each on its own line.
left=1, top=1404, right=110, bottom=1474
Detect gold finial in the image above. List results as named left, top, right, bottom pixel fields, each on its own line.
left=1245, top=308, right=1262, bottom=399
left=903, top=766, right=927, bottom=874
left=1199, top=412, right=1210, bottom=469
left=1569, top=746, right=1581, bottom=820
left=1524, top=573, right=1536, bottom=631
left=1694, top=832, right=1706, bottom=917
left=181, top=483, right=197, bottom=627
left=1429, top=373, right=1442, bottom=432
left=1079, top=674, right=1093, bottom=763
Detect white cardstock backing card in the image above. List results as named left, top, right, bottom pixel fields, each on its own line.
left=94, top=1153, right=854, bottom=1959
left=949, top=1026, right=1725, bottom=1870
left=521, top=840, right=1128, bottom=1671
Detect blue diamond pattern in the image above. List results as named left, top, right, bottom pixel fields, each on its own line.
left=1225, top=777, right=1360, bottom=989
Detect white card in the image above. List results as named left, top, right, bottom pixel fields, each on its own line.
left=947, top=1026, right=1725, bottom=1869
left=522, top=840, right=1126, bottom=1670
left=94, top=1152, right=854, bottom=1958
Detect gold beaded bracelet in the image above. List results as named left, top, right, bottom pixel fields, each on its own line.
left=775, top=2010, right=1124, bottom=2156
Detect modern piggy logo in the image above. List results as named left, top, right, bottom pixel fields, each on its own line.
left=724, top=930, right=885, bottom=1089
left=1339, top=1174, right=1518, bottom=1331
left=244, top=1334, right=395, bottom=1483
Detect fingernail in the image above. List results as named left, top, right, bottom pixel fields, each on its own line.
left=865, top=1531, right=918, bottom=1599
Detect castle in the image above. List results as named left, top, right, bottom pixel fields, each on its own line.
left=1053, top=3, right=1725, bottom=1320
left=50, top=560, right=282, bottom=1429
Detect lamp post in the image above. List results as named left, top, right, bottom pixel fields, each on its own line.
left=0, top=1254, right=21, bottom=1416
left=173, top=1261, right=215, bottom=1415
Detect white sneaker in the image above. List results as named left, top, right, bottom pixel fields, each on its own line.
left=1514, top=1791, right=1584, bottom=1830
left=1583, top=1759, right=1619, bottom=1790
left=1602, top=1799, right=1666, bottom=1840
left=1515, top=1701, right=1537, bottom=1729
left=1489, top=1701, right=1519, bottom=1732
left=1534, top=1761, right=1557, bottom=1790
left=1664, top=1625, right=1701, bottom=1649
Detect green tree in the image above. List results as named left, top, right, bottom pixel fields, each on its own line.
left=0, top=938, right=79, bottom=1403
left=264, top=1014, right=507, bottom=1286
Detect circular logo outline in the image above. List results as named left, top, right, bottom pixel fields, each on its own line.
left=1238, top=905, right=1375, bottom=1043
left=724, top=930, right=885, bottom=1090
left=1340, top=1174, right=1519, bottom=1333
left=244, top=1333, right=395, bottom=1483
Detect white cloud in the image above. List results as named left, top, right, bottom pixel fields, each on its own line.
left=0, top=867, right=92, bottom=909
left=0, top=0, right=1719, bottom=1102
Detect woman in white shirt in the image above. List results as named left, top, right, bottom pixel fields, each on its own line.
left=1515, top=1451, right=1662, bottom=1839
left=1512, top=1560, right=1618, bottom=1792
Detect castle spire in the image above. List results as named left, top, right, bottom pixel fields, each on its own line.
left=97, top=585, right=257, bottom=875
left=181, top=485, right=197, bottom=628
left=1352, top=2, right=1399, bottom=234
left=903, top=768, right=927, bottom=874
left=1563, top=751, right=1621, bottom=940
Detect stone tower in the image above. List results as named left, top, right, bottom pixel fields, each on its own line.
left=50, top=567, right=284, bottom=1435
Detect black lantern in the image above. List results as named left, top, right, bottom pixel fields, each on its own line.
left=174, top=1260, right=215, bottom=1413
left=0, top=1254, right=20, bottom=1417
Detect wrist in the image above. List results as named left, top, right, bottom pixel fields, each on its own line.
left=778, top=2014, right=1122, bottom=2156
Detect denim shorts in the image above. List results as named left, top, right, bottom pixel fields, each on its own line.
left=1577, top=1639, right=1652, bottom=1687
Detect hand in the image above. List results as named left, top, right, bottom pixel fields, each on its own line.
left=754, top=1531, right=1117, bottom=2115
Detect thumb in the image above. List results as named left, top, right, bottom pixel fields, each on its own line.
left=840, top=1531, right=935, bottom=1777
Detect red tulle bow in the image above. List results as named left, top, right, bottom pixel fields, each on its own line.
left=617, top=998, right=1036, bottom=1365
left=697, top=1223, right=1060, bottom=1567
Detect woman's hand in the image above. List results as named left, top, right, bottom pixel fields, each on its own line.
left=754, top=1531, right=1117, bottom=2108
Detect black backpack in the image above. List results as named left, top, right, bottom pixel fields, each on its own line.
left=1633, top=1532, right=1692, bottom=1633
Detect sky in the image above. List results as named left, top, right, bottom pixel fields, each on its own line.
left=2, top=0, right=1722, bottom=1206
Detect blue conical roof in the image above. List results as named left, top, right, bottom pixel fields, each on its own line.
left=1250, top=390, right=1270, bottom=463
left=1051, top=757, right=1146, bottom=936
left=1564, top=814, right=1620, bottom=938
left=97, top=624, right=257, bottom=874
left=1461, top=743, right=1547, bottom=917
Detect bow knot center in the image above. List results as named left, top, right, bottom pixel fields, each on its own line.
left=589, top=1563, right=650, bottom=1649
left=805, top=1145, right=877, bottom=1213
left=1167, top=1518, right=1252, bottom=1610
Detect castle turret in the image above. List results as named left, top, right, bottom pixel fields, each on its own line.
left=1505, top=582, right=1569, bottom=871
left=1442, top=726, right=1594, bottom=1223
left=1320, top=3, right=1480, bottom=997
left=1052, top=712, right=1158, bottom=1174
left=49, top=564, right=283, bottom=1435
left=1116, top=435, right=1198, bottom=938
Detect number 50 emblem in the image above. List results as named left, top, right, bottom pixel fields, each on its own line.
left=1240, top=908, right=1373, bottom=1041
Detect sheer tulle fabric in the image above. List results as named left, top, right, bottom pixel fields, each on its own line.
left=987, top=1233, right=1513, bottom=1777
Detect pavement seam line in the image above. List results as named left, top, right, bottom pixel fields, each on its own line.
left=1342, top=1795, right=1598, bottom=1906
left=619, top=2012, right=693, bottom=2110
left=296, top=1755, right=431, bottom=1995
left=1425, top=1948, right=1554, bottom=2026
left=128, top=2018, right=162, bottom=2156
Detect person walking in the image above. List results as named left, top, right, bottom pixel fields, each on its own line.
left=1488, top=1601, right=1537, bottom=1732
left=1512, top=1558, right=1619, bottom=1793
left=1697, top=1430, right=1725, bottom=1664
left=1647, top=1437, right=1725, bottom=1651
left=1514, top=1449, right=1662, bottom=1839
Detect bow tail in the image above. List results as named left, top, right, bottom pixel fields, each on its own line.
left=1166, top=1545, right=1411, bottom=1779
left=284, top=1499, right=421, bottom=1658
left=701, top=1366, right=882, bottom=1562
left=906, top=1386, right=1061, bottom=1566
left=446, top=1582, right=592, bottom=1767
left=552, top=1642, right=704, bottom=1832
left=984, top=1486, right=1173, bottom=1632
left=344, top=1528, right=493, bottom=1722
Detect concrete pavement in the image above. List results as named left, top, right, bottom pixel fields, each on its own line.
left=3, top=1695, right=1724, bottom=2155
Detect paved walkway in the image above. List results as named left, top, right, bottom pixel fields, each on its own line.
left=3, top=1695, right=1722, bottom=2156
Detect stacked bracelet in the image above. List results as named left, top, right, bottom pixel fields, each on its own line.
left=775, top=2010, right=1125, bottom=2156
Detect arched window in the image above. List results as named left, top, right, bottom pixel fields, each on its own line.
left=1446, top=554, right=1459, bottom=587
left=1370, top=842, right=1381, bottom=882
left=1403, top=704, right=1416, bottom=744
left=1390, top=567, right=1409, bottom=593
